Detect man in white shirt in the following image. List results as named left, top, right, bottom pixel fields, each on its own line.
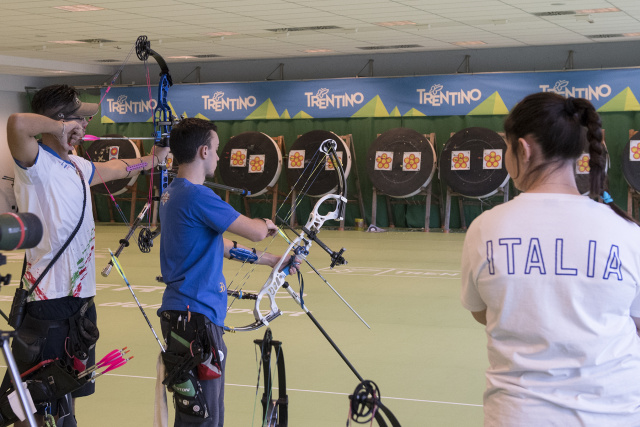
left=1, top=84, right=168, bottom=426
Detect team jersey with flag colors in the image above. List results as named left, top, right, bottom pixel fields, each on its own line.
left=13, top=144, right=96, bottom=301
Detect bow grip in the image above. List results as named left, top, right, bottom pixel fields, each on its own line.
left=280, top=254, right=297, bottom=276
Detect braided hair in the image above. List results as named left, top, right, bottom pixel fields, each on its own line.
left=504, top=92, right=635, bottom=224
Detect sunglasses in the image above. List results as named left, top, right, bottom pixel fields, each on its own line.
left=65, top=116, right=93, bottom=122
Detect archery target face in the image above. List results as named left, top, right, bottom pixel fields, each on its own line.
left=325, top=152, right=344, bottom=171
left=402, top=152, right=421, bottom=171
left=109, top=146, right=120, bottom=160
left=630, top=140, right=640, bottom=161
left=166, top=153, right=174, bottom=170
left=288, top=150, right=305, bottom=169
left=483, top=149, right=503, bottom=170
left=374, top=151, right=394, bottom=171
left=85, top=135, right=140, bottom=196
left=230, top=149, right=247, bottom=167
left=576, top=153, right=590, bottom=174
left=249, top=154, right=265, bottom=173
left=219, top=131, right=283, bottom=197
left=451, top=150, right=470, bottom=170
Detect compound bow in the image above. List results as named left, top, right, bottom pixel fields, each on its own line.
left=102, top=35, right=178, bottom=276
left=224, top=139, right=349, bottom=332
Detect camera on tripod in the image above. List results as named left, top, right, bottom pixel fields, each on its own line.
left=0, top=212, right=43, bottom=426
left=0, top=212, right=43, bottom=286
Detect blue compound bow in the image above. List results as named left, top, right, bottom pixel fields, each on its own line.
left=102, top=35, right=178, bottom=276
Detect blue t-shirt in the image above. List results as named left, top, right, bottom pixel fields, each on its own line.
left=158, top=178, right=240, bottom=326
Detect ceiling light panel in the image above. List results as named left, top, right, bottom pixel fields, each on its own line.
left=53, top=5, right=105, bottom=12
left=576, top=8, right=620, bottom=14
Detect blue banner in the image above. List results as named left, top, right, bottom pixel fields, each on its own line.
left=100, top=68, right=640, bottom=123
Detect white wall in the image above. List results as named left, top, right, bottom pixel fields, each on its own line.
left=0, top=79, right=38, bottom=213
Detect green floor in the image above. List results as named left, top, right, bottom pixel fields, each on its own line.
left=0, top=225, right=487, bottom=426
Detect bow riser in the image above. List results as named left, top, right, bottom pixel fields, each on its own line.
left=306, top=194, right=347, bottom=230
left=247, top=233, right=312, bottom=328
left=252, top=269, right=288, bottom=325
left=225, top=141, right=349, bottom=332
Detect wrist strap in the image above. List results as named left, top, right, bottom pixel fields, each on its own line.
left=229, top=241, right=238, bottom=260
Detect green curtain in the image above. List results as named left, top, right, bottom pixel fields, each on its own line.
left=79, top=91, right=640, bottom=229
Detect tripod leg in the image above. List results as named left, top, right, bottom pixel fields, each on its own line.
left=1, top=334, right=37, bottom=426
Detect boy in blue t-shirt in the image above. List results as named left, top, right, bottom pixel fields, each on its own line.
left=158, top=118, right=295, bottom=426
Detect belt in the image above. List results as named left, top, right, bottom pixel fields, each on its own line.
left=21, top=312, right=67, bottom=335
left=161, top=310, right=209, bottom=329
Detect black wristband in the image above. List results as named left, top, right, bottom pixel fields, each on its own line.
left=229, top=241, right=238, bottom=260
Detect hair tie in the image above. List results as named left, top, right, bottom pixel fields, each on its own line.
left=602, top=191, right=613, bottom=204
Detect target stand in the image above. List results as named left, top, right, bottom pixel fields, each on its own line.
left=623, top=130, right=640, bottom=220
left=367, top=129, right=440, bottom=231
left=219, top=132, right=285, bottom=220
left=287, top=131, right=366, bottom=230
left=82, top=135, right=145, bottom=223
left=439, top=128, right=510, bottom=232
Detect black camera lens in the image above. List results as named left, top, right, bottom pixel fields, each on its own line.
left=0, top=212, right=43, bottom=250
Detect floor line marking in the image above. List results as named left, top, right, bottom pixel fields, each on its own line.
left=86, top=371, right=483, bottom=407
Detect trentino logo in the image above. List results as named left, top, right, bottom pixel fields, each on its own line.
left=201, top=91, right=257, bottom=112
left=417, top=84, right=482, bottom=107
left=304, top=88, right=364, bottom=109
left=107, top=95, right=157, bottom=115
left=539, top=80, right=612, bottom=100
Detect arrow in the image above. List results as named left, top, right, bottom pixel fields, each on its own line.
left=83, top=134, right=157, bottom=142
left=78, top=348, right=130, bottom=378
left=92, top=356, right=134, bottom=379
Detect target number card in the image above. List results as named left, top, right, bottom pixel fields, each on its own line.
left=288, top=150, right=305, bottom=169
left=374, top=151, right=393, bottom=171
left=249, top=155, right=265, bottom=173
left=576, top=154, right=590, bottom=174
left=402, top=152, right=421, bottom=171
left=451, top=151, right=470, bottom=170
left=230, top=149, right=247, bottom=167
left=109, top=146, right=120, bottom=160
left=630, top=140, right=640, bottom=161
left=483, top=149, right=503, bottom=170
left=325, top=152, right=344, bottom=171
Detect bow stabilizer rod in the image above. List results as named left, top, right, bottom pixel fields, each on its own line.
left=102, top=203, right=150, bottom=277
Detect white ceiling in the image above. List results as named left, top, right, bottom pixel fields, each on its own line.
left=0, top=0, right=639, bottom=77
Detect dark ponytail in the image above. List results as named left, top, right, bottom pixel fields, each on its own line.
left=505, top=92, right=637, bottom=225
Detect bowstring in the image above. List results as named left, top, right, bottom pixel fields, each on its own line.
left=144, top=59, right=156, bottom=229
left=225, top=150, right=325, bottom=313
left=96, top=43, right=137, bottom=107
left=82, top=150, right=131, bottom=226
left=80, top=40, right=139, bottom=227
left=225, top=148, right=329, bottom=314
